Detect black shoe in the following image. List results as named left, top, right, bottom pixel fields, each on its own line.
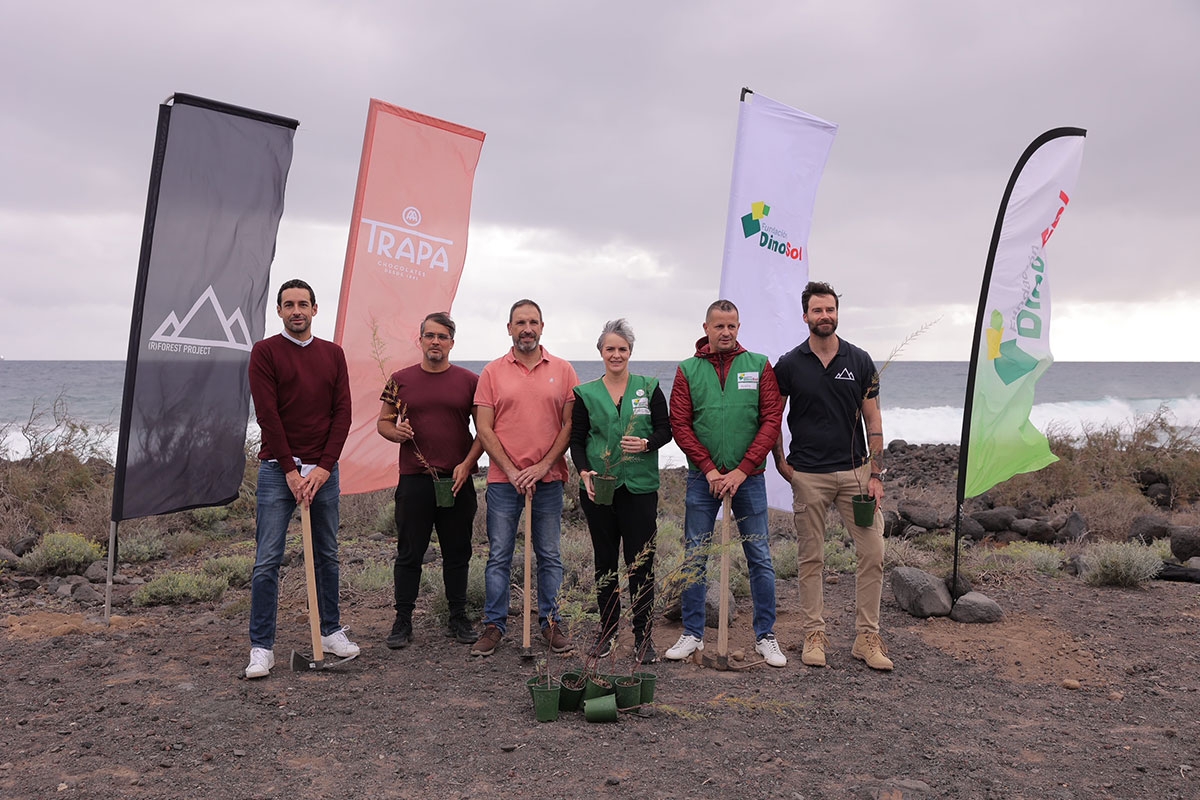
left=588, top=633, right=616, bottom=659
left=634, top=637, right=659, bottom=664
left=446, top=615, right=476, bottom=644
left=386, top=617, right=413, bottom=649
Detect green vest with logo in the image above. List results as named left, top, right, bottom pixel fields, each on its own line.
left=575, top=374, right=660, bottom=494
left=679, top=351, right=768, bottom=472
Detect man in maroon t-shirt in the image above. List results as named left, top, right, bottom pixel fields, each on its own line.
left=245, top=279, right=357, bottom=680
left=377, top=312, right=483, bottom=648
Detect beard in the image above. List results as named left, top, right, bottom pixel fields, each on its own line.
left=515, top=336, right=539, bottom=353
left=808, top=318, right=837, bottom=338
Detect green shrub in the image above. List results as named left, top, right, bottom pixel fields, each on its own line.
left=972, top=550, right=1036, bottom=579
left=119, top=530, right=167, bottom=563
left=884, top=538, right=938, bottom=570
left=772, top=538, right=798, bottom=580
left=1003, top=541, right=1064, bottom=576
left=374, top=501, right=397, bottom=536
left=202, top=555, right=254, bottom=587
left=18, top=532, right=103, bottom=576
left=166, top=531, right=207, bottom=557
left=345, top=558, right=393, bottom=593
left=427, top=553, right=488, bottom=625
left=189, top=505, right=230, bottom=531
left=1149, top=537, right=1174, bottom=562
left=133, top=571, right=227, bottom=605
left=655, top=520, right=685, bottom=570
left=1082, top=541, right=1163, bottom=588
left=823, top=540, right=858, bottom=573
left=559, top=524, right=595, bottom=593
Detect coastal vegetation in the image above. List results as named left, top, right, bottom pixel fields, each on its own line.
left=2, top=403, right=1199, bottom=609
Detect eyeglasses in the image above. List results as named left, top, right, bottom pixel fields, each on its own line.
left=421, top=332, right=452, bottom=341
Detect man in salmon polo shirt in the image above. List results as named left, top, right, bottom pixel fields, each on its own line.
left=470, top=299, right=579, bottom=656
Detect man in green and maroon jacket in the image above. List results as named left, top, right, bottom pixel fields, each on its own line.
left=665, top=299, right=787, bottom=668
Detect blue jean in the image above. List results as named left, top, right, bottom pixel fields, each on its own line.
left=681, top=470, right=777, bottom=639
left=483, top=481, right=564, bottom=633
left=249, top=461, right=342, bottom=649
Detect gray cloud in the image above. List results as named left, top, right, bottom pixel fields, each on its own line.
left=2, top=1, right=1197, bottom=361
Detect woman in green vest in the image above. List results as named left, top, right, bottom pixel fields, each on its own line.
left=569, top=319, right=672, bottom=664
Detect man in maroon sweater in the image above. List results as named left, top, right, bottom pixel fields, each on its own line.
left=244, top=279, right=357, bottom=680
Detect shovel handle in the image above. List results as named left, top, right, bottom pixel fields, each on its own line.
left=717, top=495, right=731, bottom=657
left=301, top=503, right=323, bottom=661
left=522, top=491, right=533, bottom=652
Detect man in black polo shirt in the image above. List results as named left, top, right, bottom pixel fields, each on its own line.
left=773, top=281, right=892, bottom=671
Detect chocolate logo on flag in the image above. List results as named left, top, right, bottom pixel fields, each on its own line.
left=362, top=210, right=453, bottom=277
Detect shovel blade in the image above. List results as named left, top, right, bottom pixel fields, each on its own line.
left=289, top=650, right=359, bottom=672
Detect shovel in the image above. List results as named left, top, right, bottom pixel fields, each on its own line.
left=520, top=491, right=535, bottom=659
left=290, top=502, right=357, bottom=672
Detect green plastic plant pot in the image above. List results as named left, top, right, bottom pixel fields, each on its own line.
left=559, top=672, right=585, bottom=712
left=632, top=671, right=657, bottom=704
left=851, top=494, right=876, bottom=527
left=592, top=475, right=617, bottom=505
left=433, top=478, right=456, bottom=508
left=531, top=684, right=561, bottom=723
left=583, top=674, right=613, bottom=701
left=584, top=693, right=618, bottom=723
left=613, top=675, right=643, bottom=710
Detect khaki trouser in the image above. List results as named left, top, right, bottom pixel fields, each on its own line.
left=790, top=464, right=884, bottom=634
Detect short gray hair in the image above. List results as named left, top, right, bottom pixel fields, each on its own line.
left=596, top=318, right=635, bottom=352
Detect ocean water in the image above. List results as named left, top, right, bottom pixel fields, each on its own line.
left=3, top=360, right=1199, bottom=464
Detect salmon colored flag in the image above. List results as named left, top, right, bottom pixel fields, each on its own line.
left=334, top=99, right=485, bottom=494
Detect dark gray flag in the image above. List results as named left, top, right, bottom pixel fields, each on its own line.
left=112, top=94, right=298, bottom=521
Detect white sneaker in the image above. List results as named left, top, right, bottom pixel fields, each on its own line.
left=665, top=633, right=704, bottom=660
left=755, top=633, right=787, bottom=667
left=321, top=628, right=361, bottom=658
left=245, top=647, right=274, bottom=679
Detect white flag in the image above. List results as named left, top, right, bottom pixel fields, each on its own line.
left=962, top=129, right=1086, bottom=498
left=719, top=92, right=837, bottom=511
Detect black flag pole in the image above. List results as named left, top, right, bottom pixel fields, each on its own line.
left=106, top=103, right=172, bottom=623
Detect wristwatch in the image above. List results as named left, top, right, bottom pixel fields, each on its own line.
left=870, top=469, right=887, bottom=481
left=640, top=438, right=649, bottom=452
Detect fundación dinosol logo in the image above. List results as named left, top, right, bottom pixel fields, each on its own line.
left=740, top=201, right=801, bottom=261
left=985, top=190, right=1069, bottom=385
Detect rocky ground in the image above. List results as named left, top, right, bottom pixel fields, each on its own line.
left=2, top=447, right=1199, bottom=800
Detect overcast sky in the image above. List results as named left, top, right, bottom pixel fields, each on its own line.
left=2, top=1, right=1197, bottom=363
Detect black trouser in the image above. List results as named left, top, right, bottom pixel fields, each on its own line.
left=580, top=486, right=657, bottom=639
left=393, top=474, right=477, bottom=620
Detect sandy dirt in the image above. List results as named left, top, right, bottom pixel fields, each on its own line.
left=3, top=563, right=1198, bottom=800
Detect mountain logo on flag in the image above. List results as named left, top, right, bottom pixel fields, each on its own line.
left=741, top=201, right=771, bottom=238
left=149, top=286, right=253, bottom=352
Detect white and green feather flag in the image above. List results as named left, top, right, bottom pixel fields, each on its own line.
left=960, top=129, right=1086, bottom=499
